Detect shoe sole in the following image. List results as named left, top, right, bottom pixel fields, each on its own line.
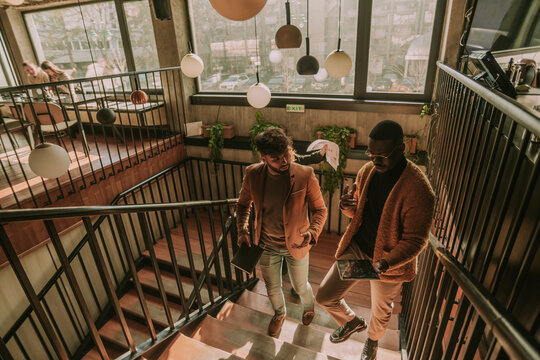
left=329, top=323, right=367, bottom=343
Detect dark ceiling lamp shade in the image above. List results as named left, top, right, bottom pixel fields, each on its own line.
left=96, top=108, right=117, bottom=124
left=130, top=90, right=149, bottom=104
left=325, top=0, right=352, bottom=79
left=209, top=0, right=267, bottom=21
left=275, top=1, right=302, bottom=49
left=296, top=0, right=318, bottom=75
left=152, top=0, right=171, bottom=20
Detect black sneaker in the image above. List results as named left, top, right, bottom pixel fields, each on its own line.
left=329, top=316, right=367, bottom=343
left=361, top=338, right=378, bottom=360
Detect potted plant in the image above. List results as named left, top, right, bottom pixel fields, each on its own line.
left=249, top=111, right=283, bottom=157
left=202, top=123, right=235, bottom=139
left=313, top=125, right=355, bottom=194
left=204, top=123, right=227, bottom=163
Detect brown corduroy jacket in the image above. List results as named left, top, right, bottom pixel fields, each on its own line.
left=336, top=160, right=435, bottom=282
left=236, top=162, right=328, bottom=260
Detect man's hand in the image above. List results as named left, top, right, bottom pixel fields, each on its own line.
left=237, top=230, right=251, bottom=247
left=373, top=259, right=389, bottom=274
left=292, top=231, right=312, bottom=249
left=320, top=144, right=328, bottom=156
left=340, top=183, right=358, bottom=209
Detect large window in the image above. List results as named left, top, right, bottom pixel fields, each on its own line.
left=0, top=30, right=18, bottom=87
left=188, top=0, right=443, bottom=100
left=24, top=0, right=159, bottom=81
left=189, top=0, right=358, bottom=95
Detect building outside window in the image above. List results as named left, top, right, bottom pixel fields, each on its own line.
left=0, top=30, right=18, bottom=87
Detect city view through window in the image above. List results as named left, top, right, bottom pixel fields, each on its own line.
left=190, top=0, right=437, bottom=95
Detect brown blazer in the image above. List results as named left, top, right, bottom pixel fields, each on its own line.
left=236, top=162, right=328, bottom=259
left=336, top=160, right=435, bottom=282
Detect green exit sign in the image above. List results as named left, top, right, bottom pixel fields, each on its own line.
left=286, top=104, right=305, bottom=113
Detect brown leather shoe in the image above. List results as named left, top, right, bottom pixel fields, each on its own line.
left=268, top=314, right=285, bottom=337
left=302, top=306, right=315, bottom=325
left=361, top=338, right=378, bottom=360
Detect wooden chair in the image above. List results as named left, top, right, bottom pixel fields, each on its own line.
left=23, top=102, right=89, bottom=155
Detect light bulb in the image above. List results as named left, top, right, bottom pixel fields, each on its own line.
left=181, top=53, right=204, bottom=78
left=29, top=143, right=70, bottom=179
left=247, top=83, right=271, bottom=108
left=6, top=0, right=24, bottom=5
left=269, top=50, right=283, bottom=64
left=325, top=50, right=352, bottom=79
left=314, top=68, right=328, bottom=82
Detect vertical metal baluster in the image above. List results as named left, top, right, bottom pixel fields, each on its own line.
left=441, top=296, right=471, bottom=360
left=76, top=252, right=102, bottom=313
left=41, top=299, right=71, bottom=356
left=136, top=213, right=175, bottom=330
left=159, top=211, right=190, bottom=320
left=206, top=206, right=225, bottom=296
left=13, top=333, right=31, bottom=360
left=0, top=157, right=22, bottom=208
left=0, top=225, right=68, bottom=360
left=113, top=214, right=157, bottom=340
left=43, top=220, right=109, bottom=360
left=197, top=160, right=207, bottom=199
left=104, top=215, right=128, bottom=282
left=144, top=72, right=161, bottom=154
left=160, top=69, right=175, bottom=149
left=28, top=314, right=54, bottom=360
left=460, top=314, right=486, bottom=360
left=0, top=333, right=14, bottom=360
left=188, top=159, right=199, bottom=200
left=52, top=281, right=84, bottom=341
left=78, top=88, right=107, bottom=180
left=110, top=78, right=132, bottom=169
left=222, top=160, right=229, bottom=199
left=178, top=211, right=204, bottom=311
left=82, top=217, right=136, bottom=353
left=120, top=75, right=140, bottom=165
left=193, top=208, right=215, bottom=304
left=125, top=194, right=144, bottom=256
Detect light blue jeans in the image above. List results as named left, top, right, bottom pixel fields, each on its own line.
left=259, top=244, right=314, bottom=316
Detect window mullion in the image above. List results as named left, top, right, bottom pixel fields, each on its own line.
left=113, top=0, right=136, bottom=72
left=422, top=0, right=447, bottom=99
left=353, top=0, right=372, bottom=99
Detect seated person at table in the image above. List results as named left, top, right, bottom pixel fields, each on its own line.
left=40, top=61, right=78, bottom=101
left=22, top=61, right=49, bottom=85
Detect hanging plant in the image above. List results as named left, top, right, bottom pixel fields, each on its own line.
left=208, top=123, right=225, bottom=163
left=313, top=125, right=355, bottom=194
left=249, top=111, right=283, bottom=157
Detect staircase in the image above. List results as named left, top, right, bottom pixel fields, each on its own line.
left=81, top=216, right=402, bottom=359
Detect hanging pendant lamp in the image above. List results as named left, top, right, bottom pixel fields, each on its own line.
left=6, top=0, right=24, bottom=5
left=247, top=16, right=271, bottom=109
left=296, top=0, right=319, bottom=75
left=209, top=0, right=267, bottom=21
left=181, top=42, right=204, bottom=78
left=29, top=143, right=71, bottom=179
left=275, top=0, right=302, bottom=49
left=325, top=0, right=352, bottom=79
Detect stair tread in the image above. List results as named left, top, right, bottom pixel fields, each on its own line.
left=157, top=333, right=244, bottom=360
left=82, top=347, right=126, bottom=360
left=216, top=301, right=400, bottom=359
left=191, top=316, right=340, bottom=360
left=251, top=281, right=399, bottom=328
left=136, top=266, right=214, bottom=305
left=237, top=290, right=400, bottom=351
left=99, top=317, right=151, bottom=350
left=120, top=289, right=184, bottom=328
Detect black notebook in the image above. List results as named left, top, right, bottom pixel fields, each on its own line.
left=336, top=259, right=380, bottom=280
left=231, top=243, right=264, bottom=275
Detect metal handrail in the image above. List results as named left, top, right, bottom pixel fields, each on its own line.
left=437, top=61, right=540, bottom=136
left=0, top=199, right=239, bottom=223
left=429, top=235, right=540, bottom=360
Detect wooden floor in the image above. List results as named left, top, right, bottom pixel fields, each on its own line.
left=0, top=127, right=179, bottom=209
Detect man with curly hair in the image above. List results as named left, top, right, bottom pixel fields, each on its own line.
left=236, top=127, right=328, bottom=337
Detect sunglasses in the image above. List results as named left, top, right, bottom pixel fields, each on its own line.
left=365, top=144, right=400, bottom=160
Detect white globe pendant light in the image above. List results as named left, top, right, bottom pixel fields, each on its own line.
left=29, top=143, right=70, bottom=179
left=247, top=83, right=271, bottom=108
left=325, top=0, right=352, bottom=79
left=314, top=68, right=328, bottom=82
left=181, top=52, right=204, bottom=78
left=269, top=49, right=283, bottom=64
left=6, top=0, right=24, bottom=5
left=247, top=16, right=271, bottom=109
left=325, top=50, right=352, bottom=79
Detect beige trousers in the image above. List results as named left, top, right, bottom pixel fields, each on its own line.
left=315, top=241, right=402, bottom=341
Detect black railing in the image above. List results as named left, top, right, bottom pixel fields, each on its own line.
left=401, top=62, right=540, bottom=359
left=0, top=67, right=186, bottom=209
left=0, top=157, right=255, bottom=360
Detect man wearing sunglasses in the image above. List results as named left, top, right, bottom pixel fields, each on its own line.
left=316, top=120, right=435, bottom=360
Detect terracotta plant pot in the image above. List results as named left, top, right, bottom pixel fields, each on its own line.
left=405, top=137, right=417, bottom=154
left=201, top=124, right=235, bottom=139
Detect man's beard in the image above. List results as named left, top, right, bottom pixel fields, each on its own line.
left=267, top=162, right=289, bottom=174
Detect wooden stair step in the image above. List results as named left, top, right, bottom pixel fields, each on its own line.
left=119, top=289, right=184, bottom=328
left=157, top=333, right=243, bottom=360
left=236, top=290, right=400, bottom=351
left=216, top=301, right=400, bottom=360
left=191, top=316, right=340, bottom=360
left=136, top=266, right=214, bottom=306
left=82, top=347, right=125, bottom=360
left=251, top=281, right=399, bottom=328
left=99, top=317, right=151, bottom=351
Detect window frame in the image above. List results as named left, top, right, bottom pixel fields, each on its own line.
left=0, top=25, right=19, bottom=87
left=188, top=0, right=447, bottom=107
left=22, top=0, right=154, bottom=74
